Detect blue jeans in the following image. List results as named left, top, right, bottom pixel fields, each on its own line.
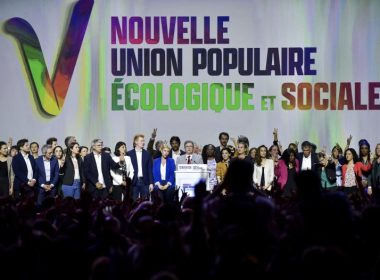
left=132, top=178, right=149, bottom=201
left=62, top=179, right=81, bottom=199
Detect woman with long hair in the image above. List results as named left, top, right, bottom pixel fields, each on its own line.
left=358, top=139, right=373, bottom=189
left=79, top=146, right=88, bottom=160
left=234, top=142, right=249, bottom=160
left=53, top=145, right=65, bottom=197
left=342, top=148, right=361, bottom=189
left=61, top=142, right=84, bottom=199
left=216, top=147, right=231, bottom=184
left=277, top=149, right=299, bottom=199
left=253, top=145, right=274, bottom=193
left=202, top=144, right=218, bottom=191
left=341, top=148, right=370, bottom=207
left=110, top=141, right=134, bottom=202
left=248, top=147, right=257, bottom=165
left=230, top=141, right=251, bottom=167
left=0, top=141, right=14, bottom=197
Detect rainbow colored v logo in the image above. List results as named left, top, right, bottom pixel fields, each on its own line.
left=5, top=0, right=94, bottom=116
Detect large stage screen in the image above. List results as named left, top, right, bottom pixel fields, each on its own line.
left=1, top=0, right=379, bottom=149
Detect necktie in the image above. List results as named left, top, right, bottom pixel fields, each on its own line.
left=187, top=155, right=191, bottom=164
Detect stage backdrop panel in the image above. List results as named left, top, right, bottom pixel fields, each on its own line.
left=1, top=0, right=379, bottom=150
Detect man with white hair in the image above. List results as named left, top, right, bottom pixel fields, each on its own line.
left=83, top=139, right=125, bottom=199
left=35, top=144, right=59, bottom=206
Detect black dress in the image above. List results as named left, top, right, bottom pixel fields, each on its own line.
left=0, top=160, right=9, bottom=197
left=282, top=167, right=296, bottom=198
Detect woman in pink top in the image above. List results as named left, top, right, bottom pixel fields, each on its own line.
left=277, top=149, right=300, bottom=199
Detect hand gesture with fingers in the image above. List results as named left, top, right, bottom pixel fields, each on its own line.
left=151, top=128, right=157, bottom=139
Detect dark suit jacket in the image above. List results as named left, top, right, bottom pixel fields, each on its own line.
left=153, top=157, right=176, bottom=187
left=11, top=153, right=37, bottom=190
left=127, top=149, right=153, bottom=185
left=297, top=152, right=319, bottom=172
left=168, top=149, right=185, bottom=159
left=369, top=160, right=380, bottom=188
left=62, top=156, right=84, bottom=185
left=215, top=146, right=227, bottom=163
left=35, top=156, right=59, bottom=188
left=147, top=138, right=162, bottom=159
left=84, top=152, right=121, bottom=190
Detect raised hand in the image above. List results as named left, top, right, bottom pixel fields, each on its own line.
left=151, top=128, right=157, bottom=139
left=273, top=128, right=279, bottom=141
left=347, top=134, right=352, bottom=146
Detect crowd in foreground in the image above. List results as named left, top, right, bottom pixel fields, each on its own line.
left=0, top=130, right=380, bottom=279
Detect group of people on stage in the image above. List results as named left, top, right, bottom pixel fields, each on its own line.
left=2, top=129, right=380, bottom=279
left=1, top=128, right=380, bottom=207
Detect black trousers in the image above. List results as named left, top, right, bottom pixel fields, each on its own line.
left=111, top=184, right=125, bottom=201
left=89, top=186, right=108, bottom=200
left=153, top=186, right=176, bottom=205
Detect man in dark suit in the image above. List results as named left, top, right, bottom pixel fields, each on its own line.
left=147, top=128, right=163, bottom=159
left=83, top=139, right=125, bottom=199
left=297, top=141, right=319, bottom=172
left=35, top=144, right=59, bottom=205
left=168, top=136, right=185, bottom=163
left=215, top=132, right=229, bottom=162
left=127, top=134, right=153, bottom=201
left=12, top=139, right=37, bottom=200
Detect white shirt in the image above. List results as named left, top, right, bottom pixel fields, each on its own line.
left=253, top=159, right=275, bottom=189
left=171, top=150, right=181, bottom=164
left=43, top=158, right=51, bottom=182
left=302, top=155, right=312, bottom=170
left=135, top=148, right=143, bottom=177
left=72, top=157, right=80, bottom=180
left=22, top=152, right=33, bottom=180
left=160, top=161, right=166, bottom=181
left=94, top=153, right=105, bottom=185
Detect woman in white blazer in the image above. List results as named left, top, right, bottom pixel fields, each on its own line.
left=110, top=141, right=134, bottom=201
left=253, top=145, right=274, bottom=191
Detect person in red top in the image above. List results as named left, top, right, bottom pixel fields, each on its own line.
left=342, top=148, right=363, bottom=187
left=341, top=148, right=372, bottom=208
